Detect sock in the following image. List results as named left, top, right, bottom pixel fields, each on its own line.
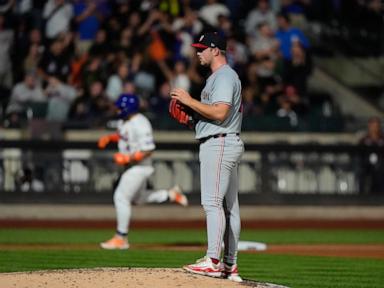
left=210, top=258, right=220, bottom=265
left=116, top=230, right=127, bottom=237
left=225, top=262, right=233, bottom=267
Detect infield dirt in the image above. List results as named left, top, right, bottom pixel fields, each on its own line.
left=0, top=268, right=288, bottom=288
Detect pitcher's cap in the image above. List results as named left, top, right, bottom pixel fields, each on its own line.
left=191, top=32, right=226, bottom=50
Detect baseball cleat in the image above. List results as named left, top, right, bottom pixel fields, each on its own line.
left=100, top=235, right=129, bottom=250
left=221, top=263, right=243, bottom=282
left=183, top=256, right=222, bottom=277
left=169, top=185, right=188, bottom=206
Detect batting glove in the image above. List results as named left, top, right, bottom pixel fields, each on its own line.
left=98, top=133, right=120, bottom=149
left=113, top=153, right=131, bottom=165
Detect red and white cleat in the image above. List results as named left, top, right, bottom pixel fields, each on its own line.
left=221, top=263, right=243, bottom=282
left=183, top=256, right=222, bottom=277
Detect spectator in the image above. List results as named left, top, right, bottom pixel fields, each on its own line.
left=5, top=72, right=46, bottom=127
left=68, top=95, right=88, bottom=123
left=105, top=62, right=129, bottom=102
left=198, top=0, right=230, bottom=28
left=157, top=59, right=191, bottom=92
left=29, top=28, right=45, bottom=50
left=12, top=16, right=31, bottom=82
left=252, top=51, right=282, bottom=98
left=141, top=11, right=173, bottom=63
left=256, top=55, right=278, bottom=88
left=226, top=35, right=248, bottom=73
left=116, top=27, right=135, bottom=61
left=68, top=48, right=88, bottom=88
left=172, top=8, right=203, bottom=37
left=244, top=0, right=277, bottom=37
left=38, top=38, right=72, bottom=84
left=255, top=84, right=280, bottom=115
left=23, top=0, right=46, bottom=31
left=243, top=60, right=258, bottom=85
left=24, top=40, right=44, bottom=75
left=20, top=29, right=45, bottom=74
left=174, top=61, right=190, bottom=91
left=69, top=80, right=113, bottom=126
left=280, top=0, right=310, bottom=29
left=149, top=81, right=171, bottom=117
left=59, top=31, right=76, bottom=60
left=0, top=0, right=371, bottom=134
left=281, top=0, right=309, bottom=16
left=132, top=59, right=156, bottom=98
left=224, top=0, right=242, bottom=22
left=276, top=97, right=298, bottom=127
left=275, top=12, right=309, bottom=61
left=282, top=40, right=312, bottom=97
left=45, top=76, right=77, bottom=122
left=126, top=10, right=144, bottom=43
left=216, top=14, right=232, bottom=38
left=171, top=9, right=203, bottom=60
left=248, top=22, right=279, bottom=62
left=113, top=2, right=131, bottom=28
left=42, top=0, right=74, bottom=42
left=358, top=117, right=384, bottom=194
left=242, top=86, right=258, bottom=116
left=73, top=0, right=103, bottom=55
left=185, top=52, right=205, bottom=97
left=88, top=28, right=109, bottom=57
left=284, top=85, right=308, bottom=115
left=0, top=14, right=14, bottom=90
left=81, top=55, right=109, bottom=94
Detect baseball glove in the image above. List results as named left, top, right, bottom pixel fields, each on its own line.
left=169, top=99, right=195, bottom=129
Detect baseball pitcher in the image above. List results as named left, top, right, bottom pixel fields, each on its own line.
left=169, top=32, right=244, bottom=282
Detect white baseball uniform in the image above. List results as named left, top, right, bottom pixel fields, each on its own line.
left=113, top=113, right=169, bottom=235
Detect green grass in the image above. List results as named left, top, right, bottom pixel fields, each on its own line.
left=0, top=228, right=383, bottom=288
left=241, top=229, right=384, bottom=244
left=1, top=228, right=383, bottom=244
left=0, top=250, right=383, bottom=288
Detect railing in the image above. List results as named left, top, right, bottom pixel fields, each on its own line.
left=0, top=140, right=383, bottom=205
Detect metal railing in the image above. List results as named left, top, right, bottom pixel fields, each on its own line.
left=0, top=140, right=383, bottom=204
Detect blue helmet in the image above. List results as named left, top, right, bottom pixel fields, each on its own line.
left=115, top=93, right=139, bottom=118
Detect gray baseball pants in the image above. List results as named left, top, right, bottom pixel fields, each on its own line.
left=199, top=134, right=244, bottom=264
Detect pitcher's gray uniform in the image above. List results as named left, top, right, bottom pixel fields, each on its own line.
left=172, top=32, right=244, bottom=280
left=197, top=64, right=244, bottom=265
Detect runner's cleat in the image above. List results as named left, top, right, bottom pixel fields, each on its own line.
left=100, top=235, right=129, bottom=250
left=169, top=185, right=188, bottom=206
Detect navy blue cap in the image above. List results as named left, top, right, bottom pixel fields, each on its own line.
left=191, top=32, right=227, bottom=51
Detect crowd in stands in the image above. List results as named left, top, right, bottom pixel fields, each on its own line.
left=315, top=0, right=383, bottom=57
left=0, top=0, right=381, bottom=131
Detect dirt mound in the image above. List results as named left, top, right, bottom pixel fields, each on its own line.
left=0, top=268, right=288, bottom=288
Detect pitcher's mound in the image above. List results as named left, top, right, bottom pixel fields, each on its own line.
left=0, top=267, right=289, bottom=288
